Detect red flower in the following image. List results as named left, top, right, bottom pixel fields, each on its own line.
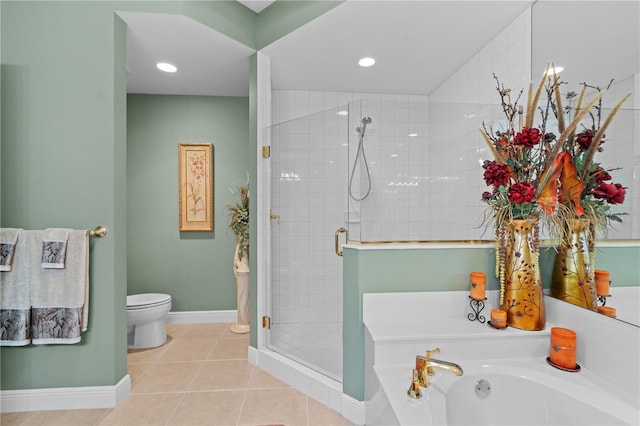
left=514, top=127, right=542, bottom=149
left=508, top=181, right=535, bottom=204
left=576, top=129, right=604, bottom=151
left=590, top=166, right=612, bottom=185
left=482, top=161, right=512, bottom=187
left=592, top=183, right=626, bottom=204
left=481, top=191, right=492, bottom=200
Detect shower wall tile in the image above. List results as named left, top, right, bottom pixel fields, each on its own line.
left=428, top=7, right=531, bottom=241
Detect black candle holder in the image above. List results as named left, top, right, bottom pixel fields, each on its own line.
left=597, top=294, right=611, bottom=306
left=467, top=296, right=487, bottom=323
left=597, top=280, right=612, bottom=306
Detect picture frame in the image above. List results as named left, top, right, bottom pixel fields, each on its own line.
left=178, top=143, right=214, bottom=231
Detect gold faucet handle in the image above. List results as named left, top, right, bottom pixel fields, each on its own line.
left=415, top=356, right=428, bottom=387
left=426, top=348, right=440, bottom=359
left=407, top=368, right=422, bottom=399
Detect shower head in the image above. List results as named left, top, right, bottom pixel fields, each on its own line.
left=356, top=116, right=372, bottom=134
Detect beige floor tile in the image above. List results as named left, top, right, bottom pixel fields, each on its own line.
left=156, top=337, right=217, bottom=362
left=126, top=341, right=170, bottom=364
left=126, top=362, right=149, bottom=386
left=307, top=398, right=353, bottom=426
left=8, top=323, right=353, bottom=426
left=208, top=337, right=249, bottom=360
left=237, top=388, right=308, bottom=426
left=220, top=327, right=251, bottom=340
left=0, top=411, right=37, bottom=425
left=165, top=323, right=189, bottom=339
left=132, top=361, right=204, bottom=393
left=176, top=322, right=229, bottom=339
left=19, top=409, right=110, bottom=426
left=166, top=390, right=246, bottom=425
left=189, top=360, right=252, bottom=391
left=99, top=393, right=183, bottom=425
left=248, top=367, right=290, bottom=389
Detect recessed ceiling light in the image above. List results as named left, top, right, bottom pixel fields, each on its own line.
left=157, top=62, right=177, bottom=73
left=408, top=133, right=418, bottom=137
left=337, top=110, right=349, bottom=116
left=358, top=57, right=375, bottom=67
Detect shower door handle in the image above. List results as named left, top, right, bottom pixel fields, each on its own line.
left=335, top=227, right=348, bottom=257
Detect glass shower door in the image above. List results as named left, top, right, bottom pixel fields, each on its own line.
left=267, top=106, right=349, bottom=382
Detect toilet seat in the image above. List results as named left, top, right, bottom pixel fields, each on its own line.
left=127, top=293, right=172, bottom=310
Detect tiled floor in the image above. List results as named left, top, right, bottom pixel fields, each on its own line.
left=1, top=323, right=353, bottom=426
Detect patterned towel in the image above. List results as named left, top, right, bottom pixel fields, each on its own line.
left=41, top=228, right=71, bottom=269
left=0, top=230, right=33, bottom=346
left=0, top=228, right=22, bottom=272
left=31, top=230, right=89, bottom=344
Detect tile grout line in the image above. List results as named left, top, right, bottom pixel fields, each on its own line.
left=235, top=366, right=254, bottom=426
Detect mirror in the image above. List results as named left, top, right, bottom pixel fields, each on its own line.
left=532, top=1, right=639, bottom=326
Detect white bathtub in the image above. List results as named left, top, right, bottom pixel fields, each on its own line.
left=373, top=357, right=640, bottom=425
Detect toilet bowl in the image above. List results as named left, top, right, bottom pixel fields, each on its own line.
left=126, top=293, right=172, bottom=349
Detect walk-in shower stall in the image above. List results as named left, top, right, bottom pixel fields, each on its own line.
left=266, top=96, right=432, bottom=380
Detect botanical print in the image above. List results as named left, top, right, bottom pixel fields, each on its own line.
left=41, top=241, right=66, bottom=265
left=31, top=307, right=82, bottom=341
left=186, top=150, right=206, bottom=222
left=178, top=143, right=213, bottom=231
left=0, top=309, right=30, bottom=344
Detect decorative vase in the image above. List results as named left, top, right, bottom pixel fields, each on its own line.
left=498, top=219, right=546, bottom=331
left=551, top=218, right=596, bottom=311
left=230, top=241, right=250, bottom=334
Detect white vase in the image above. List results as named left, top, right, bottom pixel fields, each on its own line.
left=230, top=242, right=250, bottom=334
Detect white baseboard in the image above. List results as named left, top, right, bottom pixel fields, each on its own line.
left=1, top=374, right=131, bottom=413
left=165, top=310, right=237, bottom=324
left=251, top=347, right=366, bottom=425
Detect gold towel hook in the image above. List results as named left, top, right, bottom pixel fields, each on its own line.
left=88, top=226, right=107, bottom=237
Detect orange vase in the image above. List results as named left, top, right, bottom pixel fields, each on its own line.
left=551, top=219, right=596, bottom=311
left=499, top=219, right=546, bottom=331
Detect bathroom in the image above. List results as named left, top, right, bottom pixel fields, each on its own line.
left=1, top=0, right=639, bottom=424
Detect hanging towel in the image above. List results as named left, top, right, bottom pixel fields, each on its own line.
left=0, top=230, right=35, bottom=346
left=30, top=230, right=89, bottom=344
left=41, top=228, right=72, bottom=269
left=0, top=228, right=22, bottom=272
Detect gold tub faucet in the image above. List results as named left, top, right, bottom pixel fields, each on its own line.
left=408, top=348, right=463, bottom=397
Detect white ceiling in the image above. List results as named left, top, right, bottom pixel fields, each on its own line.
left=119, top=1, right=638, bottom=98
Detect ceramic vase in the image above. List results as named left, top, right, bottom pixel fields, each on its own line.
left=499, top=219, right=546, bottom=330
left=551, top=218, right=596, bottom=311
left=230, top=241, right=250, bottom=334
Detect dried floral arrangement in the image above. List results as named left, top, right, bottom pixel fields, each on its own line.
left=479, top=64, right=630, bottom=299
left=480, top=64, right=629, bottom=235
left=228, top=184, right=250, bottom=261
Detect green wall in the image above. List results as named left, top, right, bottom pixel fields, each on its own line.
left=342, top=244, right=640, bottom=400
left=0, top=1, right=137, bottom=390
left=127, top=95, right=250, bottom=311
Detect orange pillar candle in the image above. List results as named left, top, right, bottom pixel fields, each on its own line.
left=597, top=306, right=617, bottom=318
left=550, top=327, right=577, bottom=370
left=491, top=309, right=507, bottom=328
left=594, top=270, right=610, bottom=296
left=470, top=272, right=486, bottom=300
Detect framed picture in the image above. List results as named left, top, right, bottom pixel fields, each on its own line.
left=178, top=143, right=214, bottom=231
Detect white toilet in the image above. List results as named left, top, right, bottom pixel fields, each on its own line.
left=126, top=293, right=172, bottom=349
